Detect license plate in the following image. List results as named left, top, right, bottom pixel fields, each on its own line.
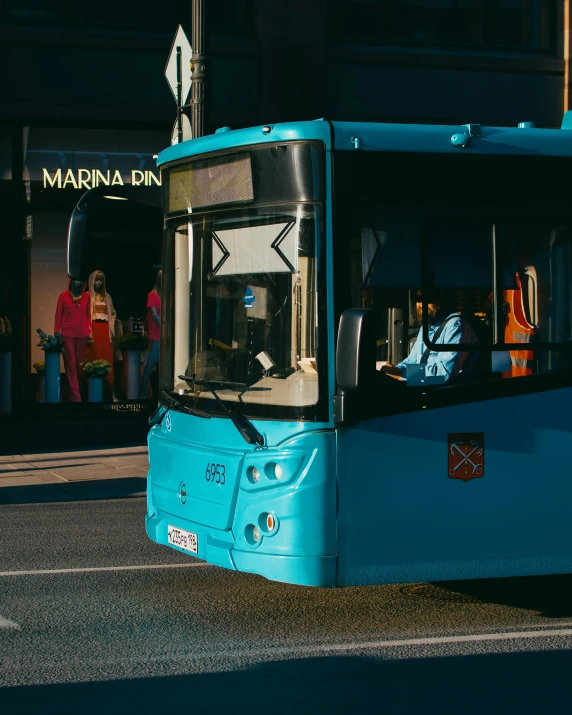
left=167, top=525, right=198, bottom=554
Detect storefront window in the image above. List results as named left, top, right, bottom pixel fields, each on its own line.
left=24, top=127, right=168, bottom=404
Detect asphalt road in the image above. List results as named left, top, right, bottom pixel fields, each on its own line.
left=1, top=498, right=572, bottom=714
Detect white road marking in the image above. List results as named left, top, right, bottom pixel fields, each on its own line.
left=0, top=563, right=210, bottom=577
left=178, top=627, right=572, bottom=661
left=0, top=615, right=20, bottom=629
left=297, top=627, right=572, bottom=652
left=94, top=625, right=572, bottom=668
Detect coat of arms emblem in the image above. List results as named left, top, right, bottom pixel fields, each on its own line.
left=448, top=433, right=484, bottom=482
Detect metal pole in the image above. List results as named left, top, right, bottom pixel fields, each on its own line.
left=176, top=46, right=183, bottom=144
left=191, top=0, right=206, bottom=138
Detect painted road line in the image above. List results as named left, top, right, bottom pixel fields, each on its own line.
left=222, top=627, right=572, bottom=658
left=102, top=626, right=572, bottom=668
left=0, top=615, right=20, bottom=629
left=146, top=627, right=572, bottom=663
left=0, top=563, right=210, bottom=577
left=310, top=627, right=572, bottom=651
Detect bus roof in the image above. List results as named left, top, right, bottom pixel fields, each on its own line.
left=156, top=118, right=572, bottom=168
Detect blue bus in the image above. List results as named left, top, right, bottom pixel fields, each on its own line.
left=68, top=116, right=572, bottom=587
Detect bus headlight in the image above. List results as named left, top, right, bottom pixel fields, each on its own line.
left=245, top=523, right=261, bottom=546
left=264, top=462, right=283, bottom=480
left=247, top=466, right=260, bottom=483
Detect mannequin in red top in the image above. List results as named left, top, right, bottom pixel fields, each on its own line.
left=54, top=279, right=91, bottom=402
left=140, top=270, right=162, bottom=399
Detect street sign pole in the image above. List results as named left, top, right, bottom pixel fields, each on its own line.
left=176, top=46, right=183, bottom=144
left=191, top=0, right=206, bottom=139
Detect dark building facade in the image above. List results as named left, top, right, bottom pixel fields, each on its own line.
left=0, top=0, right=568, bottom=417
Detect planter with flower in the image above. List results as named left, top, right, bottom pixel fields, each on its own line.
left=33, top=361, right=46, bottom=403
left=0, top=324, right=12, bottom=415
left=116, top=334, right=149, bottom=399
left=36, top=329, right=63, bottom=403
left=81, top=359, right=111, bottom=403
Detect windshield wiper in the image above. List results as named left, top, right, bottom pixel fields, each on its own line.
left=178, top=375, right=247, bottom=389
left=179, top=376, right=264, bottom=447
left=155, top=389, right=211, bottom=421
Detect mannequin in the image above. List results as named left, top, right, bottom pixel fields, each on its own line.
left=86, top=270, right=118, bottom=401
left=140, top=269, right=162, bottom=399
left=54, top=279, right=91, bottom=402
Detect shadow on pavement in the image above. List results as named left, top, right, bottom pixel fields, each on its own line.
left=430, top=574, right=572, bottom=619
left=0, top=447, right=147, bottom=464
left=0, top=477, right=146, bottom=505
left=2, top=649, right=571, bottom=715
left=0, top=463, right=99, bottom=474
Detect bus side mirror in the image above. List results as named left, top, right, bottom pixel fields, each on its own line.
left=336, top=309, right=376, bottom=392
left=67, top=185, right=163, bottom=281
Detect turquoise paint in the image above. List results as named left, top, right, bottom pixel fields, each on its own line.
left=157, top=120, right=333, bottom=167
left=146, top=413, right=337, bottom=587
left=148, top=118, right=572, bottom=587
left=336, top=387, right=572, bottom=586
left=157, top=119, right=572, bottom=169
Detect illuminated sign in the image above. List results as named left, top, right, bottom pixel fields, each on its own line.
left=42, top=168, right=162, bottom=190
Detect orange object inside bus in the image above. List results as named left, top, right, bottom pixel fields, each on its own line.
left=503, top=272, right=535, bottom=377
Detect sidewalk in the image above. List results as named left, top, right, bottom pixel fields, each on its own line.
left=0, top=446, right=148, bottom=504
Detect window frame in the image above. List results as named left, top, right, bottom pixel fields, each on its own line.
left=419, top=214, right=572, bottom=354
left=159, top=203, right=330, bottom=424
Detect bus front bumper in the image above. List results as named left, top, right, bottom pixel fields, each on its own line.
left=145, top=510, right=336, bottom=587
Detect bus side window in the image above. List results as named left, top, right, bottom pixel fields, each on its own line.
left=502, top=271, right=536, bottom=377
left=498, top=221, right=572, bottom=376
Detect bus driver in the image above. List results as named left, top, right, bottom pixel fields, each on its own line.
left=379, top=289, right=478, bottom=384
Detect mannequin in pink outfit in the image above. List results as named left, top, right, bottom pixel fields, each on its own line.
left=140, top=270, right=162, bottom=399
left=54, top=279, right=91, bottom=402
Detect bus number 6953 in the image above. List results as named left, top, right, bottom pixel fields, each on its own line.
left=206, top=463, right=226, bottom=484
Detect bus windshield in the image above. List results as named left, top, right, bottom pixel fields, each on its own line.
left=160, top=203, right=322, bottom=421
